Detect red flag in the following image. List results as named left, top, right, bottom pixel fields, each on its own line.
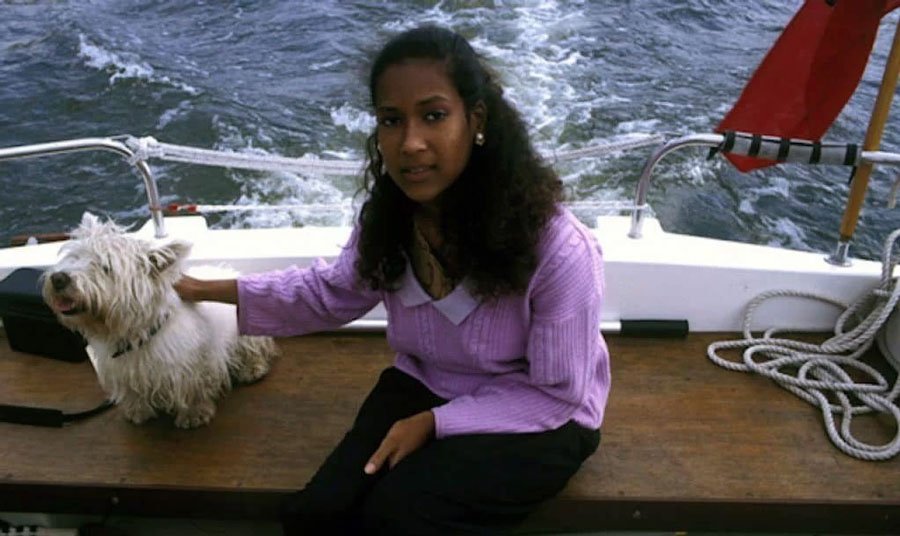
left=717, top=0, right=900, bottom=172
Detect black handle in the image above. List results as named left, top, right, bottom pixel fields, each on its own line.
left=0, top=403, right=65, bottom=427
left=0, top=399, right=114, bottom=427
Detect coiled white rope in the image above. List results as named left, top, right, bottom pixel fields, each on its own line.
left=708, top=229, right=900, bottom=461
left=124, top=133, right=665, bottom=177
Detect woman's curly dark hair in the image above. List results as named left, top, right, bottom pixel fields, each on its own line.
left=356, top=25, right=563, bottom=298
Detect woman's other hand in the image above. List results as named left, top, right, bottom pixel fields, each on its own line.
left=365, top=411, right=435, bottom=474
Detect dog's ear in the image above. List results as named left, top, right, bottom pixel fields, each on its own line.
left=80, top=212, right=100, bottom=229
left=148, top=240, right=192, bottom=273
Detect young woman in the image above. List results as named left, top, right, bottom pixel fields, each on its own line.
left=176, top=25, right=610, bottom=535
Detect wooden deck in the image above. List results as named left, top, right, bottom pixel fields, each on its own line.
left=0, top=329, right=897, bottom=534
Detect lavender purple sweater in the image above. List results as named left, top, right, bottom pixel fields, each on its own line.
left=237, top=208, right=610, bottom=438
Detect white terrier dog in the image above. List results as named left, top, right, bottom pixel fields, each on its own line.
left=42, top=213, right=278, bottom=428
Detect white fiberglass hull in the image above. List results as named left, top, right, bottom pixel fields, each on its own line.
left=0, top=214, right=883, bottom=333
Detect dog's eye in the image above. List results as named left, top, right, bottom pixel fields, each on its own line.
left=102, top=264, right=112, bottom=276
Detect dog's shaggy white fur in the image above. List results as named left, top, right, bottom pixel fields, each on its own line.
left=42, top=213, right=278, bottom=428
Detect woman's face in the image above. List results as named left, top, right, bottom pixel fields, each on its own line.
left=374, top=59, right=484, bottom=212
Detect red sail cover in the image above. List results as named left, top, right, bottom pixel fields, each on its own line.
left=717, top=0, right=900, bottom=172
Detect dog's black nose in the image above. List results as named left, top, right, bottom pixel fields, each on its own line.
left=50, top=271, right=71, bottom=291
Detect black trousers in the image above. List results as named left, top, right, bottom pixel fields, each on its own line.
left=281, top=367, right=600, bottom=535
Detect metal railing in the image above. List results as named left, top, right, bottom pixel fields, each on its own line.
left=3, top=133, right=899, bottom=264
left=0, top=134, right=663, bottom=240
left=628, top=133, right=900, bottom=266
left=0, top=137, right=166, bottom=238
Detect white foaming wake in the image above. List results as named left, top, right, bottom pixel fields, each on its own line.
left=77, top=33, right=199, bottom=94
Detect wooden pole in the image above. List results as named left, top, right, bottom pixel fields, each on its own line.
left=838, top=19, right=900, bottom=242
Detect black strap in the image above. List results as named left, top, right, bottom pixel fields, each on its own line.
left=722, top=130, right=737, bottom=153
left=776, top=137, right=791, bottom=161
left=748, top=134, right=763, bottom=157
left=0, top=400, right=113, bottom=428
left=708, top=130, right=736, bottom=160
left=810, top=141, right=822, bottom=164
left=844, top=143, right=858, bottom=166
left=66, top=400, right=115, bottom=422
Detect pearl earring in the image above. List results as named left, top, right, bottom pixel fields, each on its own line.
left=475, top=132, right=485, bottom=146
left=376, top=144, right=387, bottom=175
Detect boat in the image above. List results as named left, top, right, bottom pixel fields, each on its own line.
left=0, top=4, right=898, bottom=534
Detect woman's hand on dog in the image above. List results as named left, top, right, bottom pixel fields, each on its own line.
left=174, top=275, right=239, bottom=304
left=364, top=410, right=435, bottom=475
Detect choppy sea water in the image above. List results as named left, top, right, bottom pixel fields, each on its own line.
left=1, top=0, right=898, bottom=260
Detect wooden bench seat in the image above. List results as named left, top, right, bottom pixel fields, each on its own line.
left=0, top=330, right=897, bottom=533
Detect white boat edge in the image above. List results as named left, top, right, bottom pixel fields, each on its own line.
left=0, top=212, right=885, bottom=333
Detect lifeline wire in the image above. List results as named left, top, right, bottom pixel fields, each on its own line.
left=124, top=133, right=665, bottom=177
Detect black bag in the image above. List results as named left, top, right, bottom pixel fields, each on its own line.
left=0, top=267, right=89, bottom=362
left=0, top=268, right=111, bottom=426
